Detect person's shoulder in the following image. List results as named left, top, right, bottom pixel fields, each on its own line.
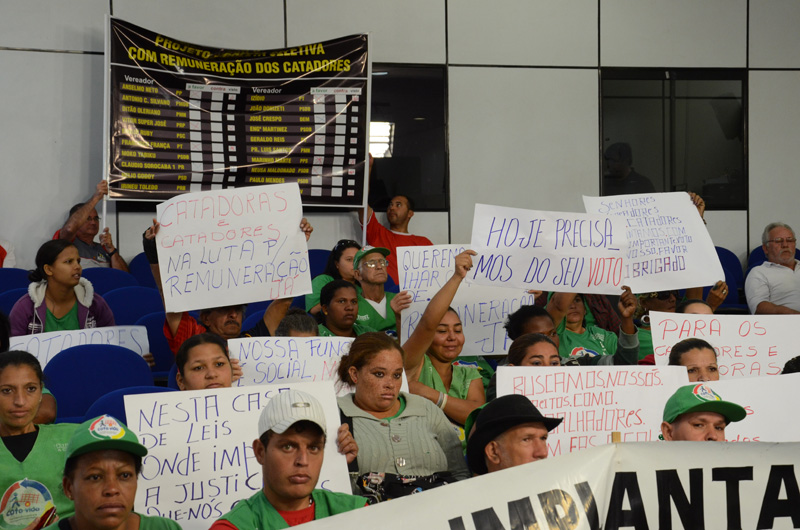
left=41, top=422, right=79, bottom=436
left=400, top=392, right=439, bottom=415
left=136, top=513, right=183, bottom=529
left=312, top=489, right=367, bottom=511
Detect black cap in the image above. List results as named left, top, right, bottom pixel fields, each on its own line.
left=466, top=395, right=563, bottom=475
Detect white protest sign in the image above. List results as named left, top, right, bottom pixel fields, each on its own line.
left=397, top=244, right=537, bottom=355
left=704, top=374, right=800, bottom=442
left=583, top=192, right=724, bottom=292
left=650, top=311, right=790, bottom=377
left=227, top=336, right=409, bottom=396
left=468, top=204, right=629, bottom=295
left=497, top=365, right=689, bottom=454
left=124, top=381, right=350, bottom=530
left=8, top=326, right=149, bottom=367
left=304, top=442, right=800, bottom=530
left=155, top=183, right=311, bottom=313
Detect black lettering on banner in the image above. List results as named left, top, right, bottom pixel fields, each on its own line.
left=656, top=468, right=704, bottom=529
left=605, top=472, right=649, bottom=530
left=471, top=508, right=508, bottom=530
left=575, top=481, right=600, bottom=530
left=756, top=465, right=800, bottom=528
left=538, top=489, right=578, bottom=529
left=711, top=467, right=753, bottom=529
left=508, top=497, right=540, bottom=530
left=448, top=517, right=467, bottom=530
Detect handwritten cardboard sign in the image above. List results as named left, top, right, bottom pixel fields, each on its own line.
left=155, top=183, right=312, bottom=313
left=650, top=311, right=793, bottom=378
left=497, top=365, right=689, bottom=455
left=583, top=192, right=724, bottom=292
left=8, top=326, right=149, bottom=368
left=397, top=244, right=537, bottom=355
left=468, top=204, right=629, bottom=295
left=124, top=381, right=350, bottom=530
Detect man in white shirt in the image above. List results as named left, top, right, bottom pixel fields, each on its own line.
left=745, top=222, right=800, bottom=314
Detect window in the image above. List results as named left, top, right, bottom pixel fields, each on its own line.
left=601, top=69, right=746, bottom=209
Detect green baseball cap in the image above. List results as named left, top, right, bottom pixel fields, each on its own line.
left=66, top=415, right=148, bottom=460
left=353, top=245, right=390, bottom=270
left=662, top=384, right=746, bottom=425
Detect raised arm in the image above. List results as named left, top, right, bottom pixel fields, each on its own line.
left=143, top=219, right=184, bottom=336
left=401, top=250, right=476, bottom=379
left=546, top=291, right=576, bottom=326
left=98, top=227, right=129, bottom=272
left=60, top=181, right=107, bottom=241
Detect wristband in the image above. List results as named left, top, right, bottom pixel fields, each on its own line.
left=439, top=394, right=448, bottom=410
left=108, top=248, right=118, bottom=257
left=435, top=392, right=444, bottom=408
left=142, top=230, right=159, bottom=264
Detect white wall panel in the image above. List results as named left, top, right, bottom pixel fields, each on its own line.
left=448, top=67, right=599, bottom=244
left=449, top=0, right=598, bottom=67
left=0, top=0, right=107, bottom=52
left=749, top=0, right=800, bottom=68
left=601, top=0, right=747, bottom=67
left=286, top=0, right=446, bottom=63
left=0, top=51, right=107, bottom=268
left=113, top=0, right=285, bottom=50
left=748, top=71, right=800, bottom=250
left=705, top=211, right=749, bottom=268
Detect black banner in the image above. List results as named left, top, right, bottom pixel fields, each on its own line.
left=107, top=18, right=369, bottom=206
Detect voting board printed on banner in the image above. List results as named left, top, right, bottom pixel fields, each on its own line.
left=397, top=244, right=538, bottom=355
left=704, top=373, right=800, bottom=443
left=124, top=381, right=350, bottom=530
left=227, top=335, right=409, bottom=396
left=303, top=442, right=800, bottom=529
left=8, top=326, right=149, bottom=368
left=583, top=192, right=724, bottom=292
left=468, top=204, right=629, bottom=295
left=155, top=182, right=312, bottom=313
left=650, top=311, right=793, bottom=378
left=497, top=365, right=689, bottom=455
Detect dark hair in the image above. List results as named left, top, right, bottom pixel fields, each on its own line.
left=198, top=305, right=246, bottom=323
left=175, top=333, right=229, bottom=376
left=319, top=280, right=357, bottom=308
left=782, top=356, right=800, bottom=374
left=668, top=338, right=717, bottom=366
left=676, top=299, right=711, bottom=313
left=337, top=332, right=403, bottom=385
left=259, top=420, right=326, bottom=447
left=29, top=239, right=76, bottom=283
left=0, top=351, right=44, bottom=385
left=0, top=312, right=10, bottom=353
left=68, top=202, right=86, bottom=217
left=64, top=453, right=142, bottom=480
left=504, top=305, right=554, bottom=341
left=507, top=333, right=558, bottom=365
left=275, top=308, right=318, bottom=336
left=323, top=240, right=361, bottom=279
left=393, top=195, right=415, bottom=211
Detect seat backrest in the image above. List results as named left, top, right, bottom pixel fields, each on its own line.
left=42, top=344, right=154, bottom=422
left=308, top=248, right=331, bottom=278
left=714, top=246, right=745, bottom=304
left=103, top=286, right=163, bottom=325
left=0, top=268, right=30, bottom=293
left=134, top=311, right=175, bottom=374
left=84, top=385, right=176, bottom=424
left=167, top=364, right=180, bottom=390
left=242, top=311, right=264, bottom=332
left=81, top=267, right=139, bottom=295
left=128, top=252, right=158, bottom=289
left=0, top=287, right=27, bottom=316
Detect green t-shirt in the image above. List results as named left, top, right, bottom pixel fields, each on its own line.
left=637, top=327, right=654, bottom=360
left=0, top=424, right=77, bottom=530
left=317, top=323, right=376, bottom=337
left=305, top=274, right=362, bottom=311
left=43, top=513, right=181, bottom=530
left=355, top=292, right=397, bottom=332
left=218, top=489, right=365, bottom=529
left=44, top=303, right=78, bottom=332
left=556, top=320, right=617, bottom=359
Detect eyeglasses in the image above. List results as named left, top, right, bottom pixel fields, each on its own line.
left=87, top=216, right=101, bottom=222
left=641, top=290, right=677, bottom=300
left=767, top=237, right=796, bottom=245
left=362, top=258, right=388, bottom=268
left=334, top=239, right=360, bottom=251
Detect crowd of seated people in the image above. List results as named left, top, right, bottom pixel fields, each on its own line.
left=2, top=184, right=798, bottom=528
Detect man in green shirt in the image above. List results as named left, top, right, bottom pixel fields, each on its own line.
left=352, top=246, right=410, bottom=335
left=211, top=389, right=365, bottom=529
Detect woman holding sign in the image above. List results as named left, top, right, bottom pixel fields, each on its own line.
left=337, top=332, right=469, bottom=503
left=0, top=351, right=77, bottom=530
left=9, top=240, right=114, bottom=336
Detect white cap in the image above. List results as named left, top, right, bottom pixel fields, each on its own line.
left=258, top=389, right=327, bottom=437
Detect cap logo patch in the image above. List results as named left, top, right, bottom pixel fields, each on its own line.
left=292, top=402, right=311, bottom=408
left=89, top=415, right=126, bottom=440
left=692, top=384, right=721, bottom=403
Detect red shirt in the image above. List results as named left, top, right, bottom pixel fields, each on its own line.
left=365, top=211, right=432, bottom=285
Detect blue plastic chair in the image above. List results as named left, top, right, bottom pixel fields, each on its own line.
left=308, top=248, right=331, bottom=278
left=84, top=386, right=177, bottom=424
left=244, top=300, right=271, bottom=320
left=242, top=311, right=264, bottom=332
left=42, top=344, right=154, bottom=423
left=128, top=252, right=158, bottom=289
left=0, top=287, right=27, bottom=316
left=167, top=364, right=180, bottom=390
left=81, top=267, right=138, bottom=295
left=0, top=268, right=29, bottom=294
left=103, top=286, right=163, bottom=325
left=703, top=246, right=749, bottom=314
left=134, top=311, right=175, bottom=380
